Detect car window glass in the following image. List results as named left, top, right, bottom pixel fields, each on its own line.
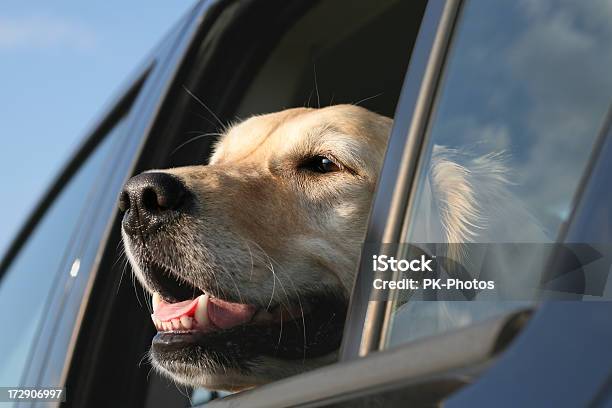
left=0, top=116, right=128, bottom=386
left=384, top=0, right=612, bottom=347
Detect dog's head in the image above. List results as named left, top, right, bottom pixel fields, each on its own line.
left=119, top=105, right=391, bottom=391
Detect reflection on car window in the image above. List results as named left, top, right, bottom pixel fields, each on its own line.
left=0, top=117, right=127, bottom=386
left=385, top=0, right=612, bottom=346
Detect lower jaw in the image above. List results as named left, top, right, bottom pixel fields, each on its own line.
left=150, top=350, right=258, bottom=391
left=151, top=297, right=347, bottom=389
left=149, top=316, right=345, bottom=392
left=152, top=312, right=345, bottom=360
left=150, top=339, right=340, bottom=391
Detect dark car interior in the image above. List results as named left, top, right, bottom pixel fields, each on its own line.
left=64, top=0, right=427, bottom=406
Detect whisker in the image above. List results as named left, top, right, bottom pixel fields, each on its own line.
left=276, top=313, right=284, bottom=350
left=267, top=266, right=276, bottom=311
left=353, top=92, right=383, bottom=107
left=313, top=64, right=321, bottom=108
left=116, top=257, right=129, bottom=296
left=247, top=240, right=291, bottom=312
left=274, top=267, right=307, bottom=362
left=221, top=253, right=245, bottom=304
left=305, top=89, right=314, bottom=108
left=138, top=351, right=150, bottom=368
left=132, top=270, right=143, bottom=308
left=246, top=240, right=306, bottom=357
left=111, top=246, right=126, bottom=269
left=171, top=132, right=222, bottom=155
left=183, top=86, right=225, bottom=129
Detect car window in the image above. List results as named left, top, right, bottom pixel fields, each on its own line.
left=0, top=116, right=128, bottom=387
left=383, top=0, right=612, bottom=347
left=122, top=0, right=427, bottom=403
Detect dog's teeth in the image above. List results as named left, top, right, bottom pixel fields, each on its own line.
left=152, top=292, right=161, bottom=312
left=171, top=319, right=180, bottom=330
left=194, top=294, right=209, bottom=328
left=180, top=316, right=193, bottom=329
left=151, top=316, right=161, bottom=331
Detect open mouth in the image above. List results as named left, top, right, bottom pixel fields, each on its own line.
left=143, top=261, right=347, bottom=362
left=151, top=292, right=304, bottom=333
left=146, top=261, right=308, bottom=335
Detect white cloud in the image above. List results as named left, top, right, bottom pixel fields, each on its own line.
left=0, top=15, right=96, bottom=51
left=423, top=0, right=612, bottom=236
left=507, top=1, right=612, bottom=222
left=435, top=116, right=511, bottom=154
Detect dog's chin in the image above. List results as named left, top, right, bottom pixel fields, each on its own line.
left=151, top=349, right=341, bottom=392
left=151, top=352, right=263, bottom=391
left=150, top=353, right=256, bottom=392
left=151, top=351, right=339, bottom=391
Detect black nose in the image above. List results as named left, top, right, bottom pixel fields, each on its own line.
left=119, top=172, right=188, bottom=235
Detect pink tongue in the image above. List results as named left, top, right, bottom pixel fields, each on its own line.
left=153, top=298, right=198, bottom=322
left=151, top=296, right=257, bottom=330
left=208, top=297, right=257, bottom=329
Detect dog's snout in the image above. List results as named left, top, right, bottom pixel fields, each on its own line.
left=119, top=172, right=188, bottom=235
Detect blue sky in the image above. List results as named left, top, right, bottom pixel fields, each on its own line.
left=0, top=0, right=196, bottom=256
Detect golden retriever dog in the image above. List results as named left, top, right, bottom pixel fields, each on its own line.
left=119, top=104, right=529, bottom=391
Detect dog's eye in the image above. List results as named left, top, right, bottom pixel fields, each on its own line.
left=301, top=156, right=341, bottom=174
